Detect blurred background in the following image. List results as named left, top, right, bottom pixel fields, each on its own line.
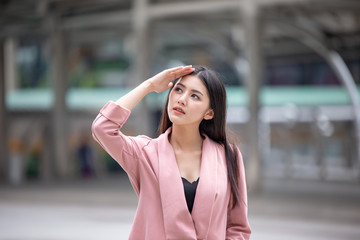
left=1, top=0, right=360, bottom=239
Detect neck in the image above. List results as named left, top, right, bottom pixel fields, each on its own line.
left=170, top=124, right=203, bottom=151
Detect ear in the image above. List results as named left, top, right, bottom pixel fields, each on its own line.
left=203, top=109, right=214, bottom=120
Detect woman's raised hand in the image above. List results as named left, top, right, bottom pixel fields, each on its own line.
left=115, top=65, right=194, bottom=110
left=147, top=65, right=195, bottom=93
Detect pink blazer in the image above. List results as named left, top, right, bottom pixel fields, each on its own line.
left=92, top=101, right=251, bottom=240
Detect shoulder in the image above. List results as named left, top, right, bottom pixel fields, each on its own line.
left=136, top=135, right=152, bottom=141
left=203, top=136, right=225, bottom=156
left=134, top=129, right=168, bottom=150
left=131, top=134, right=153, bottom=148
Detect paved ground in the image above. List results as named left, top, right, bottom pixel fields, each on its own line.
left=1, top=175, right=360, bottom=240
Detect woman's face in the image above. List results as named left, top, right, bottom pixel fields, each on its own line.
left=167, top=75, right=214, bottom=128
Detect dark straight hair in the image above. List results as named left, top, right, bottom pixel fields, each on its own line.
left=158, top=66, right=241, bottom=209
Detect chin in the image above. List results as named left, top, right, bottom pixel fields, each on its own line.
left=168, top=115, right=182, bottom=125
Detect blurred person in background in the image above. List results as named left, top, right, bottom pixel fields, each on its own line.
left=92, top=65, right=251, bottom=239
left=78, top=134, right=95, bottom=178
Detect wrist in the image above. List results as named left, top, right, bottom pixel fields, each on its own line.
left=142, top=79, right=154, bottom=93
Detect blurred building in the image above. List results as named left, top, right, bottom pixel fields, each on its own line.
left=0, top=0, right=360, bottom=188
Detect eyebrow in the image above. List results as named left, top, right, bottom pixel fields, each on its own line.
left=176, top=82, right=204, bottom=96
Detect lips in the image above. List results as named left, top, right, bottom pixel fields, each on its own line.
left=173, top=106, right=185, bottom=114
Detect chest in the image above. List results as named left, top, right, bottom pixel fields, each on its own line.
left=174, top=150, right=201, bottom=183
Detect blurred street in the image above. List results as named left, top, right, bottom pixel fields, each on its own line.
left=1, top=175, right=360, bottom=240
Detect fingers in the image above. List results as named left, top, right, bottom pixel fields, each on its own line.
left=167, top=66, right=185, bottom=72
left=170, top=65, right=194, bottom=79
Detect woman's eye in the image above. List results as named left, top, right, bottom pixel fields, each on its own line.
left=175, top=87, right=182, bottom=93
left=192, top=94, right=199, bottom=100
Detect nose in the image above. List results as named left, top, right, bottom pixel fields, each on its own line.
left=177, top=94, right=186, bottom=106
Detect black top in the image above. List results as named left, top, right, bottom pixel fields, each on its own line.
left=181, top=177, right=199, bottom=213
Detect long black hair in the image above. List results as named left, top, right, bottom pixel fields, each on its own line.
left=158, top=66, right=241, bottom=208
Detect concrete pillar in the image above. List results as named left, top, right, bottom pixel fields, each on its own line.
left=4, top=37, right=18, bottom=92
left=49, top=29, right=69, bottom=179
left=0, top=38, right=9, bottom=182
left=133, top=0, right=149, bottom=79
left=242, top=1, right=263, bottom=191
left=3, top=37, right=23, bottom=184
left=131, top=0, right=152, bottom=135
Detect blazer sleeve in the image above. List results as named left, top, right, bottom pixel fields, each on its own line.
left=91, top=101, right=151, bottom=193
left=225, top=147, right=251, bottom=240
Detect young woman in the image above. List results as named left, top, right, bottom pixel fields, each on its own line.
left=92, top=65, right=251, bottom=239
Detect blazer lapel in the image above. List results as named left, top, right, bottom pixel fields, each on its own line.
left=191, top=135, right=218, bottom=239
left=158, top=128, right=197, bottom=239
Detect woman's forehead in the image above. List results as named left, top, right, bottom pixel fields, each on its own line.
left=176, top=75, right=207, bottom=92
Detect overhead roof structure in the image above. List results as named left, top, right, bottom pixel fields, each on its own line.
left=1, top=0, right=360, bottom=47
